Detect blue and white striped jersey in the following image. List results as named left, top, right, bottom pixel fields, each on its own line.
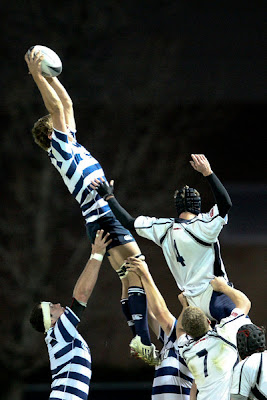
left=48, top=129, right=111, bottom=223
left=152, top=319, right=193, bottom=400
left=45, top=307, right=91, bottom=400
left=134, top=205, right=228, bottom=297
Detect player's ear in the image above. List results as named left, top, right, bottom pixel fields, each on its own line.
left=50, top=316, right=57, bottom=327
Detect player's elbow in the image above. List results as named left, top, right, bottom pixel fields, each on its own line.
left=239, top=298, right=251, bottom=316
left=244, top=298, right=251, bottom=316
left=72, top=287, right=89, bottom=305
left=50, top=99, right=64, bottom=115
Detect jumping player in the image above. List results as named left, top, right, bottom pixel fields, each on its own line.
left=29, top=230, right=111, bottom=399
left=231, top=324, right=267, bottom=399
left=25, top=48, right=159, bottom=365
left=176, top=276, right=251, bottom=400
left=90, top=154, right=235, bottom=323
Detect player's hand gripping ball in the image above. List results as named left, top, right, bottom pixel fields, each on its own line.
left=27, top=45, right=62, bottom=77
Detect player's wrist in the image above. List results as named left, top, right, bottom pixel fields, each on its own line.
left=104, top=194, right=114, bottom=201
left=203, top=170, right=213, bottom=177
left=90, top=253, right=104, bottom=262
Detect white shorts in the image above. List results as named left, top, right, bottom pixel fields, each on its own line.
left=186, top=284, right=214, bottom=320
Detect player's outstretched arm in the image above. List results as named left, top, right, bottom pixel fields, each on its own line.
left=90, top=178, right=136, bottom=230
left=176, top=293, right=189, bottom=339
left=46, top=77, right=76, bottom=132
left=73, top=230, right=112, bottom=305
left=25, top=49, right=67, bottom=133
left=210, top=277, right=251, bottom=316
left=190, top=154, right=232, bottom=217
left=126, top=257, right=174, bottom=336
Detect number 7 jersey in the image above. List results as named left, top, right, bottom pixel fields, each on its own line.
left=134, top=205, right=228, bottom=297
left=176, top=309, right=251, bottom=400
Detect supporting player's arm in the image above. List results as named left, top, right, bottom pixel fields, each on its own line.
left=126, top=257, right=174, bottom=336
left=190, top=381, right=198, bottom=400
left=190, top=154, right=232, bottom=217
left=210, top=277, right=251, bottom=315
left=73, top=230, right=111, bottom=305
left=90, top=178, right=136, bottom=230
left=25, top=50, right=66, bottom=133
left=176, top=293, right=189, bottom=339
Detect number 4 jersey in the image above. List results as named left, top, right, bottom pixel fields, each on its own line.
left=175, top=309, right=251, bottom=400
left=134, top=205, right=228, bottom=297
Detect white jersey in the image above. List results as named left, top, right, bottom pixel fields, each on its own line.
left=152, top=318, right=193, bottom=400
left=134, top=205, right=228, bottom=296
left=45, top=307, right=91, bottom=400
left=176, top=308, right=251, bottom=400
left=48, top=129, right=110, bottom=223
left=231, top=352, right=267, bottom=400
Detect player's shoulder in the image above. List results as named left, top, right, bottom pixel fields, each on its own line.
left=175, top=333, right=193, bottom=349
left=245, top=352, right=266, bottom=367
left=197, top=205, right=219, bottom=221
left=135, top=215, right=174, bottom=227
left=218, top=308, right=245, bottom=326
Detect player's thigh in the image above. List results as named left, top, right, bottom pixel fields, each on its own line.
left=108, top=242, right=142, bottom=270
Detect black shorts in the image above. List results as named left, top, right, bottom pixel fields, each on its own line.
left=86, top=211, right=136, bottom=253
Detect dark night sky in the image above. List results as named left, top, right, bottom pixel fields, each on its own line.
left=0, top=1, right=266, bottom=398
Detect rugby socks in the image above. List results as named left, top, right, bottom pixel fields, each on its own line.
left=120, top=298, right=136, bottom=337
left=128, top=286, right=151, bottom=346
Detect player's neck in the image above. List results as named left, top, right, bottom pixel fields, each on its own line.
left=178, top=211, right=196, bottom=220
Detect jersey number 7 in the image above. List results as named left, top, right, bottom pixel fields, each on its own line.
left=197, top=349, right=208, bottom=377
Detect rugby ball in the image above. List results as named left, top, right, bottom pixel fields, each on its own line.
left=28, top=45, right=62, bottom=77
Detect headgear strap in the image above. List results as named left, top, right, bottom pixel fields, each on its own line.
left=41, top=301, right=52, bottom=333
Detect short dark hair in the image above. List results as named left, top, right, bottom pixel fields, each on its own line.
left=182, top=307, right=210, bottom=338
left=29, top=302, right=45, bottom=333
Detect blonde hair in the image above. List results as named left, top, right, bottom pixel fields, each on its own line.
left=182, top=307, right=210, bottom=338
left=32, top=114, right=53, bottom=151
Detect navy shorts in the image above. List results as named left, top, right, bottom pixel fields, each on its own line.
left=86, top=211, right=135, bottom=253
left=209, top=286, right=236, bottom=322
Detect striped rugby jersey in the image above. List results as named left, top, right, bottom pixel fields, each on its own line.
left=176, top=308, right=251, bottom=400
left=134, top=205, right=228, bottom=297
left=152, top=319, right=193, bottom=400
left=48, top=129, right=111, bottom=223
left=45, top=307, right=91, bottom=400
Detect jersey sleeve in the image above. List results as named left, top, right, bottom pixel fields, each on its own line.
left=197, top=204, right=228, bottom=242
left=175, top=333, right=191, bottom=350
left=134, top=216, right=173, bottom=246
left=216, top=308, right=252, bottom=345
left=53, top=307, right=80, bottom=343
left=50, top=129, right=75, bottom=161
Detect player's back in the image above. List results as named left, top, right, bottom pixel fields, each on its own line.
left=231, top=351, right=267, bottom=398
left=180, top=331, right=238, bottom=400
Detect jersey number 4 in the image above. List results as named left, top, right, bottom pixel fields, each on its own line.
left=197, top=349, right=208, bottom=377
left=174, top=240, right=186, bottom=266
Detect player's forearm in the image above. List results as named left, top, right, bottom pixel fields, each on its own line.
left=48, top=77, right=73, bottom=108
left=206, top=173, right=232, bottom=217
left=73, top=258, right=102, bottom=304
left=220, top=285, right=251, bottom=315
left=32, top=73, right=63, bottom=115
left=141, top=271, right=169, bottom=320
left=107, top=197, right=135, bottom=230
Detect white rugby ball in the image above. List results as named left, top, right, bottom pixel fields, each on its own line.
left=28, top=45, right=62, bottom=77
